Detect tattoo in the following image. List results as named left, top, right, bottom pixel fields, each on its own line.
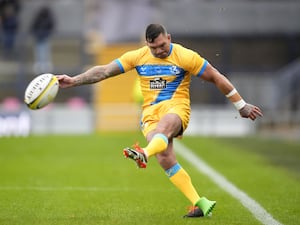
left=76, top=73, right=99, bottom=85
left=74, top=77, right=83, bottom=86
left=74, top=63, right=120, bottom=86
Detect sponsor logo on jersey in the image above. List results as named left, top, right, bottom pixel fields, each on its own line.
left=150, top=77, right=167, bottom=89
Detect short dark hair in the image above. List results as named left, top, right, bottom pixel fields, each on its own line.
left=145, top=24, right=167, bottom=43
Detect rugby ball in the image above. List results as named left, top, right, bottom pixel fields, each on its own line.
left=24, top=73, right=59, bottom=110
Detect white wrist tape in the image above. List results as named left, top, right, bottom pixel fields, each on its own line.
left=226, top=88, right=237, bottom=98
left=233, top=99, right=246, bottom=110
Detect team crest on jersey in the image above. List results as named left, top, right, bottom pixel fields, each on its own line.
left=150, top=77, right=167, bottom=89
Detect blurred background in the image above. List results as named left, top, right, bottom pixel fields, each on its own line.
left=0, top=0, right=299, bottom=139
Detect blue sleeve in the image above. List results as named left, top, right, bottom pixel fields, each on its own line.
left=196, top=60, right=208, bottom=77
left=114, top=59, right=125, bottom=73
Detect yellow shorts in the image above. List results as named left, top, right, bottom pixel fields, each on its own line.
left=140, top=99, right=191, bottom=137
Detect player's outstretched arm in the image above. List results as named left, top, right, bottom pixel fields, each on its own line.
left=200, top=63, right=263, bottom=121
left=56, top=61, right=122, bottom=88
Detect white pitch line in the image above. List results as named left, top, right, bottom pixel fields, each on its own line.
left=174, top=140, right=283, bottom=225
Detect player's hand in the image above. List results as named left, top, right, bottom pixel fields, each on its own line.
left=239, top=103, right=263, bottom=121
left=56, top=75, right=76, bottom=88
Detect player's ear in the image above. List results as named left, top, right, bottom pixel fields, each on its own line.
left=167, top=34, right=171, bottom=42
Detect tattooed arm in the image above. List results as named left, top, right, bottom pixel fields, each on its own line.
left=56, top=61, right=122, bottom=88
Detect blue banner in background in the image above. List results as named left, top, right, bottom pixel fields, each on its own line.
left=0, top=111, right=31, bottom=137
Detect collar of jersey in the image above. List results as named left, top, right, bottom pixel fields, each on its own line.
left=168, top=43, right=173, bottom=56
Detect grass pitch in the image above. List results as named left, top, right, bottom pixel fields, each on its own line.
left=0, top=133, right=299, bottom=225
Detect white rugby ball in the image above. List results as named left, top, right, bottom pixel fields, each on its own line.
left=24, top=73, right=59, bottom=110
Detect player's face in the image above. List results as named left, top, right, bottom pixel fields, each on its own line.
left=146, top=33, right=171, bottom=59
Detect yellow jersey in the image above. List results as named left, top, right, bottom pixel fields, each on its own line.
left=115, top=43, right=208, bottom=109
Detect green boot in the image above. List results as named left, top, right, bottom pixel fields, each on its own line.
left=195, top=197, right=216, bottom=216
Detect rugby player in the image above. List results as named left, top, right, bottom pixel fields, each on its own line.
left=57, top=24, right=263, bottom=218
